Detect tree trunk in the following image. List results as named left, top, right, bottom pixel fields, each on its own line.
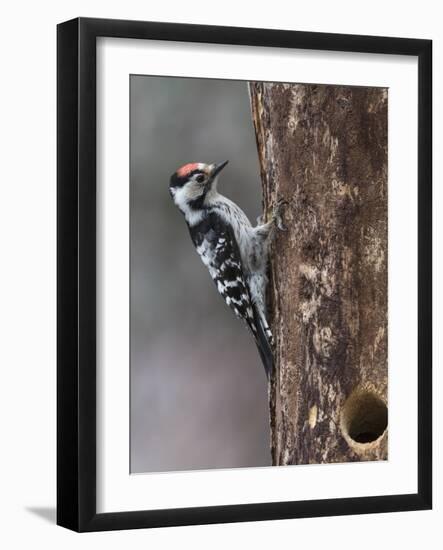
left=249, top=82, right=388, bottom=465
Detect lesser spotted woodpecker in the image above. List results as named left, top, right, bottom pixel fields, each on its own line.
left=169, top=160, right=282, bottom=378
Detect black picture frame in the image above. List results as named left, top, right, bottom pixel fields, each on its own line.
left=57, top=17, right=432, bottom=532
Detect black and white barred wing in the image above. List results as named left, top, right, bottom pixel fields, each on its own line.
left=191, top=218, right=257, bottom=334
left=190, top=214, right=274, bottom=378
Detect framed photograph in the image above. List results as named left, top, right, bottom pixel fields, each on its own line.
left=57, top=17, right=432, bottom=531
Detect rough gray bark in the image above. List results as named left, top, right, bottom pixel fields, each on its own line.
left=249, top=83, right=388, bottom=465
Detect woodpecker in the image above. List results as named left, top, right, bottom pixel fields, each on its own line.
left=169, top=161, right=283, bottom=378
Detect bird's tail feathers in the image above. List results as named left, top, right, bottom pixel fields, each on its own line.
left=251, top=308, right=274, bottom=379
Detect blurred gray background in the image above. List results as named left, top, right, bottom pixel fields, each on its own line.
left=130, top=75, right=270, bottom=473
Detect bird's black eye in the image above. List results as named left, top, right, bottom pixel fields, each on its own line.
left=196, top=174, right=205, bottom=183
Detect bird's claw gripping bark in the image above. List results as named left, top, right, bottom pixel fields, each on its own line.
left=273, top=198, right=288, bottom=231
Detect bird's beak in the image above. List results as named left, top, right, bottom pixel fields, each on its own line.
left=211, top=160, right=229, bottom=178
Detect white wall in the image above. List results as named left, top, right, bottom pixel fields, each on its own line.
left=0, top=0, right=440, bottom=547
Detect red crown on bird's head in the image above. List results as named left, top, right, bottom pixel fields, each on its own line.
left=176, top=162, right=200, bottom=178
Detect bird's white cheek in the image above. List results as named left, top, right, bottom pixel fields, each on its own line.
left=172, top=187, right=186, bottom=208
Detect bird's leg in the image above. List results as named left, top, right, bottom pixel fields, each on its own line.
left=254, top=219, right=274, bottom=241
left=253, top=198, right=289, bottom=268
left=256, top=199, right=287, bottom=235
left=256, top=198, right=288, bottom=234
